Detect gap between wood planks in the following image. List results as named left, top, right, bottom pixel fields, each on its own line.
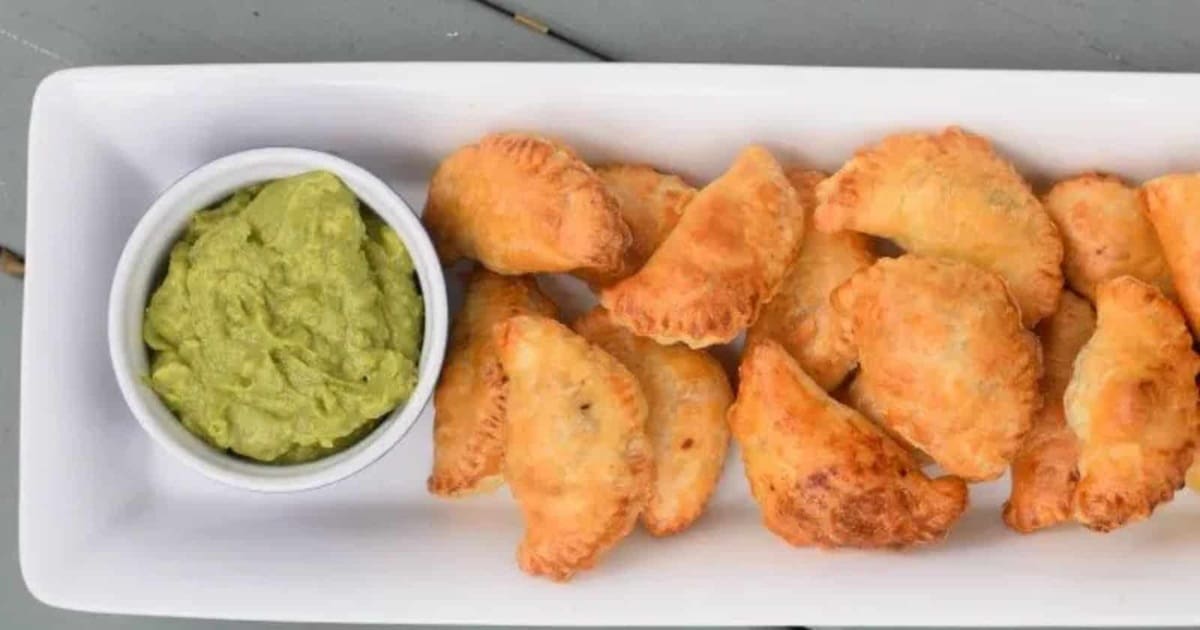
left=0, top=246, right=23, bottom=279
left=467, top=0, right=616, bottom=61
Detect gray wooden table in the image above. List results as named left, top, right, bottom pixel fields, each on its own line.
left=3, top=1, right=1200, bottom=627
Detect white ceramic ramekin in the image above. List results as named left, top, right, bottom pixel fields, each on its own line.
left=108, top=148, right=447, bottom=492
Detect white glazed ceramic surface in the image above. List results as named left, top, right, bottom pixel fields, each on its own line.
left=107, top=148, right=448, bottom=492
left=21, top=63, right=1200, bottom=625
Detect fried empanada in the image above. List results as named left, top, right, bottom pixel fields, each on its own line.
left=1066, top=276, right=1199, bottom=532
left=1188, top=450, right=1200, bottom=493
left=1002, top=290, right=1095, bottom=533
left=1043, top=173, right=1173, bottom=301
left=831, top=255, right=1042, bottom=481
left=600, top=146, right=804, bottom=348
left=497, top=314, right=652, bottom=581
left=427, top=269, right=557, bottom=497
left=815, top=127, right=1063, bottom=326
left=577, top=165, right=696, bottom=285
left=838, top=376, right=934, bottom=466
left=728, top=340, right=968, bottom=548
left=746, top=168, right=874, bottom=390
left=424, top=132, right=630, bottom=275
left=1142, top=172, right=1200, bottom=335
left=573, top=306, right=732, bottom=536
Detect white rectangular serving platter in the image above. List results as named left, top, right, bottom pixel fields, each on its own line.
left=20, top=63, right=1200, bottom=626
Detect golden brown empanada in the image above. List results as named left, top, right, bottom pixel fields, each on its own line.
left=1043, top=173, right=1173, bottom=301
left=427, top=269, right=557, bottom=497
left=1188, top=451, right=1200, bottom=493
left=577, top=164, right=696, bottom=285
left=497, top=314, right=652, bottom=581
left=1066, top=276, right=1199, bottom=532
left=573, top=306, right=731, bottom=536
left=838, top=375, right=934, bottom=466
left=1142, top=172, right=1200, bottom=335
left=728, top=340, right=968, bottom=548
left=746, top=168, right=874, bottom=390
left=831, top=255, right=1042, bottom=481
left=815, top=127, right=1063, bottom=326
left=424, top=132, right=630, bottom=275
left=1002, top=290, right=1095, bottom=533
left=600, top=146, right=804, bottom=348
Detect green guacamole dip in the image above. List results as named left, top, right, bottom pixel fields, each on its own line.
left=143, top=171, right=423, bottom=464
